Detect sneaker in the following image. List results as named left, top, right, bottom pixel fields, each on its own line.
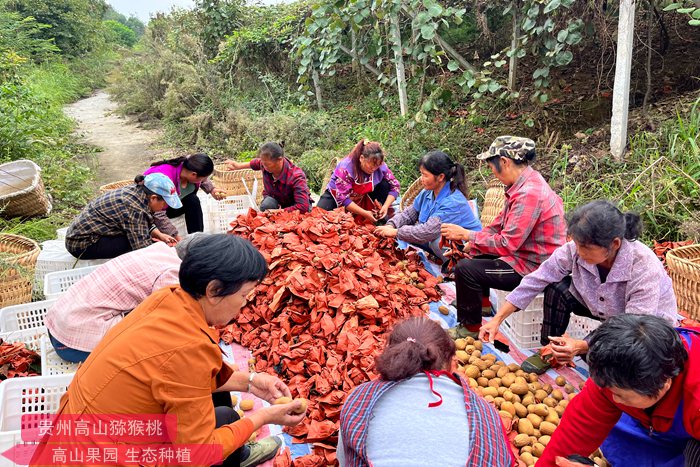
left=240, top=435, right=282, bottom=467
left=521, top=351, right=552, bottom=375
left=447, top=324, right=480, bottom=340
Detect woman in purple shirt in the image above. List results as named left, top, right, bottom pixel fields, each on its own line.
left=479, top=200, right=678, bottom=374
left=317, top=140, right=401, bottom=223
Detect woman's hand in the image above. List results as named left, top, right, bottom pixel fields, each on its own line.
left=548, top=335, right=588, bottom=363
left=259, top=400, right=307, bottom=427
left=210, top=188, right=227, bottom=200
left=361, top=209, right=377, bottom=223
left=440, top=224, right=470, bottom=242
left=224, top=159, right=245, bottom=171
left=374, top=226, right=398, bottom=238
left=249, top=372, right=292, bottom=403
left=151, top=229, right=178, bottom=246
left=478, top=318, right=502, bottom=343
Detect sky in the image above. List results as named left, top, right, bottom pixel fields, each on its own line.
left=109, top=0, right=286, bottom=23
left=108, top=0, right=195, bottom=23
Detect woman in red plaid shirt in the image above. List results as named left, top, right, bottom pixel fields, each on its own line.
left=441, top=136, right=566, bottom=339
left=225, top=142, right=312, bottom=214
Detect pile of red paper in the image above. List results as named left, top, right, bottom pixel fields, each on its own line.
left=0, top=340, right=40, bottom=379
left=221, top=208, right=442, bottom=465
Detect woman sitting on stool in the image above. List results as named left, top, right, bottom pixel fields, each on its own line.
left=317, top=139, right=400, bottom=224
left=479, top=200, right=677, bottom=374
left=225, top=142, right=312, bottom=213
left=375, top=150, right=481, bottom=262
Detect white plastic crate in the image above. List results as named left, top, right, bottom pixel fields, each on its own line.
left=0, top=300, right=56, bottom=333
left=490, top=288, right=601, bottom=350
left=0, top=327, right=45, bottom=354
left=40, top=335, right=80, bottom=376
left=55, top=227, right=68, bottom=240
left=568, top=315, right=602, bottom=340
left=170, top=214, right=188, bottom=237
left=206, top=195, right=254, bottom=234
left=0, top=430, right=23, bottom=467
left=42, top=265, right=99, bottom=300
left=0, top=373, right=74, bottom=432
left=34, top=240, right=109, bottom=292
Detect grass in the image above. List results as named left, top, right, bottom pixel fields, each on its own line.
left=550, top=97, right=700, bottom=243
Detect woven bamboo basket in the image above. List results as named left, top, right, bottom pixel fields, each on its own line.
left=211, top=166, right=264, bottom=205
left=480, top=178, right=506, bottom=227
left=0, top=160, right=52, bottom=218
left=0, top=234, right=40, bottom=308
left=99, top=179, right=133, bottom=194
left=400, top=178, right=423, bottom=211
left=666, top=244, right=700, bottom=320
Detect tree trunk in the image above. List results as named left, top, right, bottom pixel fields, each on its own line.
left=312, top=69, right=323, bottom=110
left=351, top=28, right=360, bottom=78
left=642, top=1, right=653, bottom=125
left=609, top=0, right=636, bottom=161
left=508, top=2, right=519, bottom=91
left=390, top=13, right=409, bottom=116
left=338, top=44, right=381, bottom=76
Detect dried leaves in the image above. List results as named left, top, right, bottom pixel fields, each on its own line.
left=0, top=340, right=40, bottom=380
left=221, top=208, right=442, bottom=465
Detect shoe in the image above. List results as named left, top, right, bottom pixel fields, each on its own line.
left=241, top=435, right=282, bottom=467
left=521, top=351, right=551, bottom=375
left=447, top=324, right=480, bottom=340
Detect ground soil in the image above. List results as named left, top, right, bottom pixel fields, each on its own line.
left=64, top=90, right=165, bottom=187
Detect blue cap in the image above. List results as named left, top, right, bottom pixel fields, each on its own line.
left=143, top=173, right=183, bottom=209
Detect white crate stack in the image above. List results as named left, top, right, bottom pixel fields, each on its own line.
left=0, top=374, right=74, bottom=467
left=33, top=240, right=109, bottom=293
left=205, top=195, right=255, bottom=234
left=42, top=266, right=99, bottom=300
left=490, top=288, right=602, bottom=350
left=0, top=300, right=56, bottom=333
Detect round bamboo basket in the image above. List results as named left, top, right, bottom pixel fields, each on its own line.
left=211, top=166, right=264, bottom=205
left=99, top=179, right=133, bottom=194
left=0, top=234, right=40, bottom=308
left=480, top=178, right=506, bottom=227
left=0, top=160, right=52, bottom=218
left=666, top=244, right=700, bottom=320
left=400, top=178, right=423, bottom=211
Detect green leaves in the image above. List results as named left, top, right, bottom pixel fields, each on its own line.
left=447, top=60, right=459, bottom=71
left=543, top=0, right=561, bottom=14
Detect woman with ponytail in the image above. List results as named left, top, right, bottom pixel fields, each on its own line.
left=375, top=151, right=481, bottom=261
left=144, top=153, right=226, bottom=238
left=317, top=140, right=401, bottom=223
left=338, top=317, right=515, bottom=467
left=480, top=200, right=678, bottom=374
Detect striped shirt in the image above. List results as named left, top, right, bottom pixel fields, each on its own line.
left=469, top=166, right=566, bottom=276
left=45, top=242, right=181, bottom=352
left=340, top=373, right=516, bottom=467
left=65, top=184, right=156, bottom=255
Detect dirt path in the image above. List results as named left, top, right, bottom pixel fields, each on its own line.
left=64, top=91, right=164, bottom=187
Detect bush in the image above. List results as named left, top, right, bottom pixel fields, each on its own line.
left=103, top=20, right=136, bottom=48
left=3, top=0, right=108, bottom=56
left=297, top=148, right=344, bottom=193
